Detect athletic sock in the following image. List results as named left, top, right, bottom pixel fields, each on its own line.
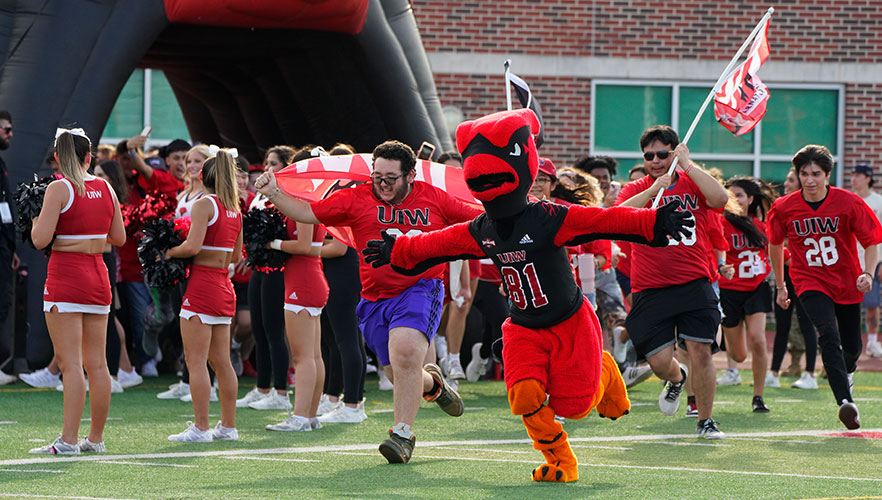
left=391, top=422, right=413, bottom=439
left=869, top=333, right=878, bottom=344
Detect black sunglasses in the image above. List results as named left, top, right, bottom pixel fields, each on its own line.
left=370, top=173, right=403, bottom=186
left=643, top=150, right=672, bottom=161
left=1, top=126, right=11, bottom=134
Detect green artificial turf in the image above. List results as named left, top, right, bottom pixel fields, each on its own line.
left=1, top=371, right=881, bottom=499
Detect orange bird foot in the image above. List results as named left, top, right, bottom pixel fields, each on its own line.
left=531, top=463, right=578, bottom=482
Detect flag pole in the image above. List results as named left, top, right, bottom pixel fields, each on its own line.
left=651, top=7, right=774, bottom=208
left=504, top=59, right=513, bottom=111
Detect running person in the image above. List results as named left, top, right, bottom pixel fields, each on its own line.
left=255, top=140, right=479, bottom=463
left=768, top=144, right=882, bottom=429
left=166, top=149, right=243, bottom=442
left=717, top=177, right=775, bottom=413
left=30, top=128, right=125, bottom=454
left=615, top=125, right=730, bottom=439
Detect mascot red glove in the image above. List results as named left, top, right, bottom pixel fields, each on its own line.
left=363, top=109, right=694, bottom=482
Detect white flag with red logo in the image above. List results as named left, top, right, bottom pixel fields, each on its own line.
left=714, top=17, right=771, bottom=135
left=274, top=154, right=482, bottom=247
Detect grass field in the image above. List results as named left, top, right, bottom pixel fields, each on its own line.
left=2, top=370, right=882, bottom=500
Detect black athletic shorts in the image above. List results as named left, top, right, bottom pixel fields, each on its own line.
left=719, top=282, right=772, bottom=328
left=626, top=278, right=721, bottom=359
left=234, top=281, right=249, bottom=310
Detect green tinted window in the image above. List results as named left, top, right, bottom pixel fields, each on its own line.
left=150, top=71, right=189, bottom=141
left=762, top=161, right=793, bottom=185
left=595, top=85, right=672, bottom=151
left=761, top=89, right=838, bottom=155
left=678, top=86, right=753, bottom=154
left=102, top=70, right=144, bottom=138
left=612, top=157, right=648, bottom=182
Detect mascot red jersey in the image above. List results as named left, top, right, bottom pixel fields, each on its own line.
left=363, top=109, right=692, bottom=482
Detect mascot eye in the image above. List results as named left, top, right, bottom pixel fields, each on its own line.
left=510, top=143, right=522, bottom=157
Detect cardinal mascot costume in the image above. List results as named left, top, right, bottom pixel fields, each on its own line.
left=363, top=108, right=692, bottom=482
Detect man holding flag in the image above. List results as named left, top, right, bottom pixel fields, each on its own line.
left=254, top=140, right=481, bottom=464
left=615, top=125, right=729, bottom=439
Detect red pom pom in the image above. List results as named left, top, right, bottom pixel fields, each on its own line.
left=173, top=216, right=191, bottom=240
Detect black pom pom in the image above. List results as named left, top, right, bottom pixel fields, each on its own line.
left=242, top=208, right=288, bottom=271
left=15, top=175, right=56, bottom=249
left=138, top=218, right=190, bottom=289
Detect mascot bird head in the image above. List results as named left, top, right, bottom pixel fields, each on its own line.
left=456, top=109, right=540, bottom=220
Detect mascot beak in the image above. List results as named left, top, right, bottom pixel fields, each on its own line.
left=463, top=153, right=520, bottom=202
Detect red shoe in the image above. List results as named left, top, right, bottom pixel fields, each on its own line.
left=288, top=367, right=296, bottom=388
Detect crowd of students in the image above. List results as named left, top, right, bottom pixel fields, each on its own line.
left=8, top=120, right=882, bottom=459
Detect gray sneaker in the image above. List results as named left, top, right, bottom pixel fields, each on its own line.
left=659, top=365, right=688, bottom=416
left=78, top=437, right=106, bottom=453
left=697, top=418, right=725, bottom=439
left=266, top=415, right=312, bottom=432
left=423, top=363, right=464, bottom=417
left=29, top=436, right=80, bottom=455
left=379, top=430, right=415, bottom=464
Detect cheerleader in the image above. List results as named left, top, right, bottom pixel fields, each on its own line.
left=236, top=145, right=295, bottom=411
left=266, top=220, right=329, bottom=431
left=174, top=145, right=209, bottom=219
left=29, top=128, right=125, bottom=454
left=166, top=149, right=242, bottom=442
left=717, top=177, right=775, bottom=413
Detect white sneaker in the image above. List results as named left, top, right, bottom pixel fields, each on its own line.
left=317, top=394, right=342, bottom=416
left=611, top=326, right=629, bottom=364
left=716, top=368, right=742, bottom=386
left=310, top=417, right=322, bottom=430
left=317, top=404, right=365, bottom=423
left=157, top=381, right=190, bottom=400
left=212, top=421, right=239, bottom=441
left=866, top=340, right=882, bottom=358
left=0, top=370, right=17, bottom=385
left=792, top=372, right=818, bottom=390
left=435, top=335, right=448, bottom=360
left=357, top=399, right=368, bottom=420
left=19, top=367, right=61, bottom=388
left=443, top=356, right=466, bottom=380
left=29, top=436, right=79, bottom=455
left=117, top=369, right=143, bottom=389
left=141, top=359, right=159, bottom=377
left=110, top=378, right=124, bottom=394
left=248, top=391, right=291, bottom=410
left=181, top=384, right=218, bottom=403
left=378, top=370, right=393, bottom=391
left=446, top=376, right=459, bottom=392
left=168, top=422, right=213, bottom=442
left=236, top=387, right=269, bottom=408
left=659, top=364, right=687, bottom=416
left=622, top=364, right=653, bottom=388
left=466, top=343, right=492, bottom=382
left=764, top=371, right=781, bottom=388
left=77, top=437, right=106, bottom=453
left=365, top=363, right=378, bottom=374
left=266, top=414, right=312, bottom=432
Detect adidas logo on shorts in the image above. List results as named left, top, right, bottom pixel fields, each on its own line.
left=519, top=234, right=533, bottom=245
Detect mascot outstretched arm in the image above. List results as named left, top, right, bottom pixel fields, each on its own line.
left=364, top=109, right=693, bottom=483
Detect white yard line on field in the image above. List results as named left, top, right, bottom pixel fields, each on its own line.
left=0, top=495, right=137, bottom=500
left=0, top=468, right=65, bottom=473
left=2, top=427, right=880, bottom=469
left=222, top=456, right=320, bottom=463
left=96, top=460, right=195, bottom=468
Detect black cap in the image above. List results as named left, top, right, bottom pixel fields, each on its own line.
left=855, top=164, right=873, bottom=176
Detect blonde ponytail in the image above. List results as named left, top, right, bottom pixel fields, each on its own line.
left=203, top=150, right=240, bottom=212
left=55, top=132, right=91, bottom=196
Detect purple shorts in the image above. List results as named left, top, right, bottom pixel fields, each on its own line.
left=356, top=278, right=444, bottom=366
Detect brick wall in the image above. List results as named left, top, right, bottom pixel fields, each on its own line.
left=414, top=0, right=882, bottom=62
left=415, top=1, right=882, bottom=174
